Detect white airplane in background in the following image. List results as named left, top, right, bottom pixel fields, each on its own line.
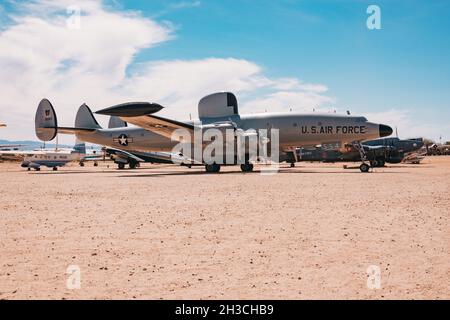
left=0, top=141, right=98, bottom=171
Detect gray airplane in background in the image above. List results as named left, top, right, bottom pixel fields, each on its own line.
left=35, top=92, right=393, bottom=173
left=297, top=137, right=425, bottom=167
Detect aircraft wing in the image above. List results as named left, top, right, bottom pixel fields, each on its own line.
left=120, top=115, right=195, bottom=140
left=96, top=103, right=195, bottom=141
left=363, top=145, right=388, bottom=151
left=106, top=148, right=146, bottom=163
left=46, top=127, right=98, bottom=135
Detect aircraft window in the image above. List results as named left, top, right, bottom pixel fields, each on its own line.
left=356, top=117, right=368, bottom=122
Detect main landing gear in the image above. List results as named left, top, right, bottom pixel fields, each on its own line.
left=117, top=161, right=140, bottom=170
left=204, top=163, right=254, bottom=173
left=240, top=163, right=254, bottom=172
left=205, top=163, right=221, bottom=173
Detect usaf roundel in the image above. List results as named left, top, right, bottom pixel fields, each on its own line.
left=114, top=134, right=133, bottom=146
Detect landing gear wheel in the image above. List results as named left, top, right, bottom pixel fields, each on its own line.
left=129, top=161, right=138, bottom=169
left=35, top=167, right=41, bottom=171
left=27, top=168, right=31, bottom=171
left=290, top=162, right=295, bottom=168
left=93, top=162, right=98, bottom=167
left=53, top=167, right=58, bottom=171
left=240, top=163, right=254, bottom=172
left=118, top=163, right=125, bottom=170
left=205, top=164, right=221, bottom=173
left=79, top=162, right=85, bottom=167
left=360, top=163, right=370, bottom=173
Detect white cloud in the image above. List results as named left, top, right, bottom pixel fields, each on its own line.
left=0, top=0, right=333, bottom=143
left=170, top=1, right=202, bottom=10
left=365, top=109, right=448, bottom=141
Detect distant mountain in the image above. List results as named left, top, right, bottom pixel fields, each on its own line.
left=0, top=139, right=72, bottom=150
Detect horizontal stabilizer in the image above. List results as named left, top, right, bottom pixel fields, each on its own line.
left=56, top=127, right=98, bottom=134
left=96, top=102, right=164, bottom=117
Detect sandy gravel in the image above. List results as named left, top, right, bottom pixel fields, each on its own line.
left=0, top=157, right=449, bottom=300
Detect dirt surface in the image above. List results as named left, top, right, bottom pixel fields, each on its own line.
left=0, top=157, right=449, bottom=300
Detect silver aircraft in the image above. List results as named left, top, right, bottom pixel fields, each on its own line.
left=35, top=92, right=393, bottom=173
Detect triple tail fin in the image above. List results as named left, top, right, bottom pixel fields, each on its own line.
left=35, top=99, right=102, bottom=142
left=108, top=116, right=128, bottom=129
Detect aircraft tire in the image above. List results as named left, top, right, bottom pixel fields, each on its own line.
left=36, top=168, right=40, bottom=171
left=290, top=162, right=295, bottom=168
left=360, top=163, right=370, bottom=173
left=27, top=168, right=31, bottom=171
left=118, top=163, right=125, bottom=170
left=370, top=160, right=378, bottom=167
left=129, top=162, right=137, bottom=169
left=79, top=162, right=85, bottom=167
left=53, top=167, right=58, bottom=171
left=205, top=164, right=221, bottom=173
left=240, top=163, right=254, bottom=172
left=93, top=162, right=98, bottom=167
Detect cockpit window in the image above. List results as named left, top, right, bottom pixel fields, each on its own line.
left=356, top=117, right=368, bottom=123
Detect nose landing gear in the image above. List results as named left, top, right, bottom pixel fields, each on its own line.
left=352, top=141, right=371, bottom=173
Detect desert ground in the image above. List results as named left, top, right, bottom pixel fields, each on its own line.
left=0, top=157, right=449, bottom=300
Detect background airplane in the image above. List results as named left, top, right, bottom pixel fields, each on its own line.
left=35, top=92, right=393, bottom=173
left=296, top=137, right=425, bottom=167
left=0, top=141, right=97, bottom=171
left=428, top=143, right=450, bottom=156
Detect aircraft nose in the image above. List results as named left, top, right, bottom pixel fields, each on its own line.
left=379, top=124, right=393, bottom=137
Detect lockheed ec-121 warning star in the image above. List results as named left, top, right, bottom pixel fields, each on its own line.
left=34, top=92, right=393, bottom=173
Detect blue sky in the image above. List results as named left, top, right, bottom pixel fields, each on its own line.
left=127, top=0, right=450, bottom=125
left=0, top=0, right=449, bottom=141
